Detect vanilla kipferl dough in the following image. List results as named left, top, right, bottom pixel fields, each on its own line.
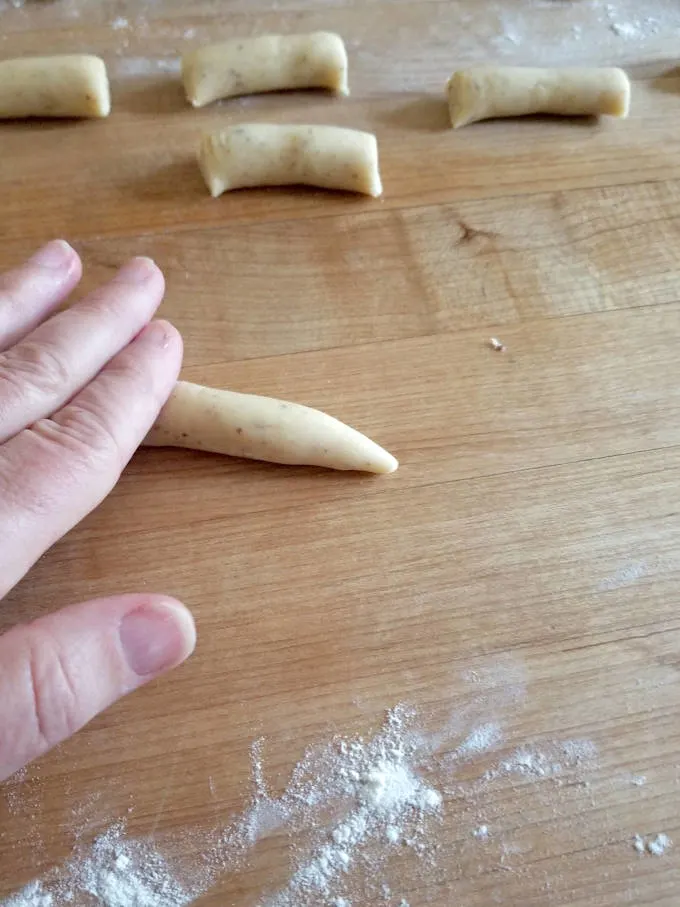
left=144, top=381, right=398, bottom=474
left=198, top=123, right=382, bottom=197
left=182, top=32, right=348, bottom=107
left=0, top=55, right=110, bottom=118
left=447, top=66, right=630, bottom=128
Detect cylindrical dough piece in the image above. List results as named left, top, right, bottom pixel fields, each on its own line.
left=0, top=55, right=110, bottom=119
left=144, top=381, right=399, bottom=474
left=182, top=32, right=349, bottom=107
left=198, top=123, right=383, bottom=197
left=447, top=66, right=630, bottom=128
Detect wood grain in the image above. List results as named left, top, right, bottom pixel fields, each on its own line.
left=1, top=0, right=680, bottom=905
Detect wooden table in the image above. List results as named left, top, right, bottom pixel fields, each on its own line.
left=2, top=1, right=680, bottom=904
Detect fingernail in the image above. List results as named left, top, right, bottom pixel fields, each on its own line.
left=139, top=319, right=175, bottom=349
left=115, top=256, right=158, bottom=284
left=119, top=600, right=196, bottom=676
left=30, top=240, right=74, bottom=270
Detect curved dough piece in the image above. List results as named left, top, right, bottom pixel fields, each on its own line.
left=447, top=66, right=630, bottom=128
left=198, top=123, right=382, bottom=197
left=144, top=381, right=399, bottom=474
left=0, top=55, right=110, bottom=119
left=182, top=32, right=348, bottom=107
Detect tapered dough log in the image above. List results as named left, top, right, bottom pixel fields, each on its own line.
left=198, top=124, right=383, bottom=197
left=0, top=55, right=110, bottom=119
left=182, top=32, right=349, bottom=107
left=447, top=66, right=630, bottom=128
left=144, top=381, right=398, bottom=474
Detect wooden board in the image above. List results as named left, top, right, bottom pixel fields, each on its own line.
left=1, top=0, right=680, bottom=904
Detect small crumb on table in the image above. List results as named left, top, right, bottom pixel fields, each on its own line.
left=633, top=833, right=672, bottom=855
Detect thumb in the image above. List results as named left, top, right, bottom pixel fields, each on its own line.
left=0, top=594, right=196, bottom=781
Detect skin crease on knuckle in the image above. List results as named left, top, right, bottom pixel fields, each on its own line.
left=52, top=344, right=169, bottom=463
left=25, top=357, right=156, bottom=492
left=0, top=404, right=122, bottom=532
left=7, top=329, right=169, bottom=499
left=0, top=339, right=73, bottom=424
left=30, top=402, right=127, bottom=476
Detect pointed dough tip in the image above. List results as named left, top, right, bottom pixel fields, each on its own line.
left=369, top=449, right=399, bottom=475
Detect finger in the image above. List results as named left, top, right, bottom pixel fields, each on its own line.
left=0, top=256, right=165, bottom=444
left=0, top=593, right=196, bottom=780
left=0, top=320, right=182, bottom=597
left=0, top=241, right=82, bottom=353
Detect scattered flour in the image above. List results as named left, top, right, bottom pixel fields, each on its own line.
left=4, top=768, right=29, bottom=818
left=610, top=21, right=640, bottom=38
left=456, top=722, right=503, bottom=757
left=247, top=706, right=444, bottom=906
left=64, top=823, right=193, bottom=907
left=111, top=57, right=181, bottom=78
left=0, top=695, right=603, bottom=907
left=385, top=826, right=401, bottom=844
left=493, top=739, right=597, bottom=780
left=633, top=832, right=671, bottom=855
left=598, top=561, right=649, bottom=592
left=1, top=881, right=53, bottom=907
left=0, top=821, right=207, bottom=907
left=603, top=4, right=662, bottom=40
left=647, top=833, right=672, bottom=856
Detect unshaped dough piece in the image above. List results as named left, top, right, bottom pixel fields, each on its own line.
left=447, top=66, right=630, bottom=128
left=182, top=32, right=349, bottom=107
left=0, top=55, right=110, bottom=119
left=198, top=123, right=382, bottom=197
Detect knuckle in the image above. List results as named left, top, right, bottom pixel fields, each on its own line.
left=0, top=340, right=72, bottom=401
left=26, top=636, right=81, bottom=753
left=0, top=363, right=26, bottom=417
left=69, top=292, right=117, bottom=326
left=108, top=348, right=157, bottom=396
left=35, top=402, right=125, bottom=472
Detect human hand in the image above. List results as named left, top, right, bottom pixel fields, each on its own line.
left=0, top=241, right=196, bottom=781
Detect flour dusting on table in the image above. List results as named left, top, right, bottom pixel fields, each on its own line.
left=1, top=672, right=605, bottom=907
left=1, top=881, right=53, bottom=907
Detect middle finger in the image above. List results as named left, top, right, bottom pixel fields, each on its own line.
left=0, top=257, right=165, bottom=444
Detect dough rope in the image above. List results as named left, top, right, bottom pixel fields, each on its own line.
left=144, top=381, right=398, bottom=474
